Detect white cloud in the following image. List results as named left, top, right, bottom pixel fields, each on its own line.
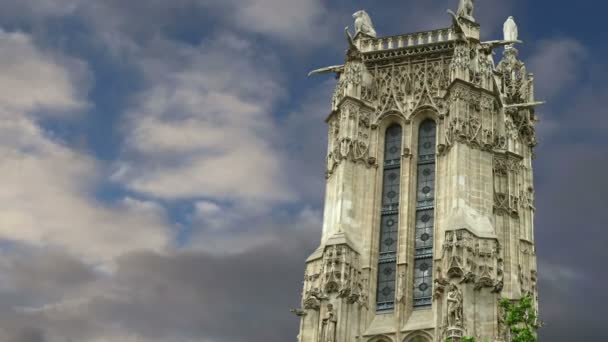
left=0, top=29, right=89, bottom=115
left=0, top=115, right=171, bottom=262
left=229, top=0, right=329, bottom=43
left=0, top=30, right=171, bottom=262
left=114, top=35, right=293, bottom=202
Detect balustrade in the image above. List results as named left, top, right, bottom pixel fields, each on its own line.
left=361, top=28, right=454, bottom=52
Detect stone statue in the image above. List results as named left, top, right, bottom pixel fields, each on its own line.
left=503, top=16, right=518, bottom=42
left=446, top=284, right=463, bottom=327
left=457, top=0, right=475, bottom=21
left=322, top=304, right=338, bottom=342
left=353, top=10, right=377, bottom=38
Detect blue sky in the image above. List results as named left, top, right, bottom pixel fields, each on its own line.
left=0, top=0, right=605, bottom=341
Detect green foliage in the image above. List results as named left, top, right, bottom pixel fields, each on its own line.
left=499, top=295, right=540, bottom=342
left=444, top=295, right=540, bottom=342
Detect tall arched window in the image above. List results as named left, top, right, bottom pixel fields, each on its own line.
left=413, top=120, right=436, bottom=308
left=376, top=124, right=402, bottom=312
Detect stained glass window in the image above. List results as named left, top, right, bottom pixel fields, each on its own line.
left=376, top=125, right=402, bottom=312
left=413, top=120, right=436, bottom=308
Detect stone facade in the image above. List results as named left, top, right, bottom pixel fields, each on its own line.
left=295, top=3, right=540, bottom=342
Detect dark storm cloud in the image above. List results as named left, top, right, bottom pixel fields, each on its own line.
left=528, top=33, right=608, bottom=340
left=0, top=224, right=319, bottom=341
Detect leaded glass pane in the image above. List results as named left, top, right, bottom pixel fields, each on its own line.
left=415, top=209, right=434, bottom=256
left=384, top=125, right=402, bottom=167
left=413, top=257, right=433, bottom=307
left=416, top=164, right=435, bottom=208
left=418, top=120, right=436, bottom=163
left=382, top=169, right=400, bottom=212
left=376, top=261, right=396, bottom=311
left=379, top=214, right=398, bottom=255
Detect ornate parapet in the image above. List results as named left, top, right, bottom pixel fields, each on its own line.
left=357, top=27, right=456, bottom=53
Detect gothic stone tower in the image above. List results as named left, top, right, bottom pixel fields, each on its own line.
left=294, top=2, right=541, bottom=342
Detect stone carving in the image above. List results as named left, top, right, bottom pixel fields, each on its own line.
left=496, top=301, right=508, bottom=341
left=441, top=230, right=503, bottom=295
left=474, top=241, right=497, bottom=290
left=303, top=294, right=322, bottom=310
left=519, top=241, right=537, bottom=296
left=371, top=59, right=450, bottom=119
left=493, top=153, right=527, bottom=217
left=503, top=16, right=518, bottom=42
left=301, top=244, right=366, bottom=313
left=444, top=87, right=502, bottom=152
left=353, top=10, right=377, bottom=38
left=321, top=304, right=338, bottom=342
left=396, top=269, right=406, bottom=303
left=326, top=102, right=376, bottom=178
left=363, top=41, right=455, bottom=63
left=492, top=258, right=505, bottom=293
left=450, top=41, right=471, bottom=81
left=496, top=48, right=533, bottom=106
left=433, top=266, right=451, bottom=299
left=505, top=106, right=538, bottom=148
left=457, top=0, right=475, bottom=21
left=446, top=284, right=464, bottom=327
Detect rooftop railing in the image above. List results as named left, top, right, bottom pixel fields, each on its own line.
left=359, top=27, right=455, bottom=52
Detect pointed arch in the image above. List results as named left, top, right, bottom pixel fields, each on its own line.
left=373, top=110, right=407, bottom=128
left=368, top=334, right=394, bottom=342
left=403, top=331, right=433, bottom=342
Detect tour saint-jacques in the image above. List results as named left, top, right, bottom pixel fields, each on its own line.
left=291, top=1, right=542, bottom=341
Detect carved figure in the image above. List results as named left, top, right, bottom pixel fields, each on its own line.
left=503, top=16, right=518, bottom=42
left=353, top=10, right=377, bottom=38
left=322, top=304, right=338, bottom=342
left=457, top=0, right=475, bottom=21
left=446, top=284, right=463, bottom=327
